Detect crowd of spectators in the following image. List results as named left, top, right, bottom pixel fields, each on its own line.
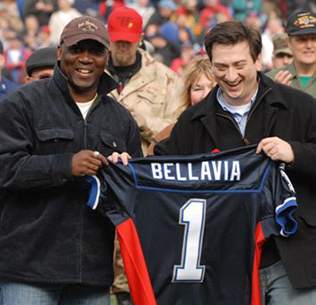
left=0, top=0, right=316, bottom=87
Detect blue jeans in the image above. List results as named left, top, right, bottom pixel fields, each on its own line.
left=260, top=260, right=316, bottom=305
left=0, top=281, right=110, bottom=305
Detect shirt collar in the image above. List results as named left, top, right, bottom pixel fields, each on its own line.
left=216, top=85, right=258, bottom=116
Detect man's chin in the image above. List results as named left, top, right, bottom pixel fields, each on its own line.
left=69, top=81, right=96, bottom=94
left=223, top=90, right=241, bottom=100
left=115, top=56, right=132, bottom=66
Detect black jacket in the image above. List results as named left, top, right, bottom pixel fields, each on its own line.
left=155, top=73, right=316, bottom=289
left=0, top=63, right=142, bottom=286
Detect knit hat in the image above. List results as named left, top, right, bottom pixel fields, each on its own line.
left=159, top=22, right=179, bottom=42
left=60, top=16, right=109, bottom=48
left=26, top=47, right=57, bottom=76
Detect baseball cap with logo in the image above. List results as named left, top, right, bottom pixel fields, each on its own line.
left=272, top=33, right=293, bottom=56
left=60, top=16, right=109, bottom=48
left=108, top=7, right=143, bottom=43
left=286, top=11, right=316, bottom=36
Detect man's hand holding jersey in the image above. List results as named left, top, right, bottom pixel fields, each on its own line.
left=72, top=150, right=109, bottom=177
left=108, top=152, right=131, bottom=165
left=106, top=137, right=294, bottom=167
left=256, top=137, right=294, bottom=163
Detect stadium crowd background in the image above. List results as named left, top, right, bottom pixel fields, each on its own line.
left=0, top=0, right=315, bottom=85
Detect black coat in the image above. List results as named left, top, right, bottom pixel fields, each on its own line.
left=0, top=64, right=142, bottom=286
left=155, top=73, right=316, bottom=289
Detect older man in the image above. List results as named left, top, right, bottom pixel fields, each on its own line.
left=267, top=11, right=316, bottom=98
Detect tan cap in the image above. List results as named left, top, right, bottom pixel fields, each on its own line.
left=272, top=33, right=293, bottom=56
left=60, top=16, right=109, bottom=48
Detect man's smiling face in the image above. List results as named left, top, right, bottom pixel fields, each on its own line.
left=289, top=34, right=316, bottom=67
left=58, top=39, right=107, bottom=94
left=211, top=40, right=261, bottom=106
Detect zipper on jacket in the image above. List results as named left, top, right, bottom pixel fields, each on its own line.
left=243, top=87, right=272, bottom=144
left=78, top=95, right=102, bottom=281
left=216, top=87, right=272, bottom=145
left=83, top=120, right=88, bottom=149
left=244, top=87, right=272, bottom=144
left=82, top=95, right=101, bottom=149
left=78, top=116, right=88, bottom=282
left=246, top=87, right=272, bottom=126
left=78, top=198, right=84, bottom=282
left=217, top=112, right=242, bottom=136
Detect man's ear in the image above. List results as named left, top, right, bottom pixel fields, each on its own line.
left=139, top=33, right=145, bottom=45
left=105, top=50, right=111, bottom=66
left=57, top=45, right=62, bottom=60
left=255, top=53, right=263, bottom=71
left=25, top=76, right=33, bottom=84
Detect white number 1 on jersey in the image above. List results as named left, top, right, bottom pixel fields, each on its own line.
left=172, top=199, right=206, bottom=282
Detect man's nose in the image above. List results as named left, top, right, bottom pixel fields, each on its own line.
left=78, top=50, right=93, bottom=62
left=305, top=39, right=313, bottom=48
left=117, top=41, right=129, bottom=49
left=225, top=67, right=238, bottom=82
left=283, top=56, right=292, bottom=65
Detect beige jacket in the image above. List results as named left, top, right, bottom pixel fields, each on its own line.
left=106, top=49, right=184, bottom=155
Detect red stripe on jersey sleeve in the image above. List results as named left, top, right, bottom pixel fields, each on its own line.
left=117, top=219, right=158, bottom=305
left=251, top=223, right=266, bottom=305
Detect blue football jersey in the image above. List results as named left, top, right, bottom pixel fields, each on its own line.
left=86, top=145, right=297, bottom=305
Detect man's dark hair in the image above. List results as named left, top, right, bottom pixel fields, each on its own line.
left=204, top=21, right=262, bottom=63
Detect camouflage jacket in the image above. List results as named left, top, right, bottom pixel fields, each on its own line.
left=106, top=49, right=184, bottom=155
left=266, top=62, right=316, bottom=99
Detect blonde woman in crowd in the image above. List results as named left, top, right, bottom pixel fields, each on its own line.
left=148, top=54, right=216, bottom=155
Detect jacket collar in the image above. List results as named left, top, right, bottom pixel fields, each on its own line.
left=259, top=72, right=290, bottom=109
left=107, top=51, right=142, bottom=84
left=52, top=61, right=118, bottom=98
left=106, top=49, right=159, bottom=100
left=125, top=48, right=158, bottom=84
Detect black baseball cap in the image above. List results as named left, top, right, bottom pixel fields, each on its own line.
left=26, top=47, right=57, bottom=76
left=286, top=11, right=316, bottom=36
